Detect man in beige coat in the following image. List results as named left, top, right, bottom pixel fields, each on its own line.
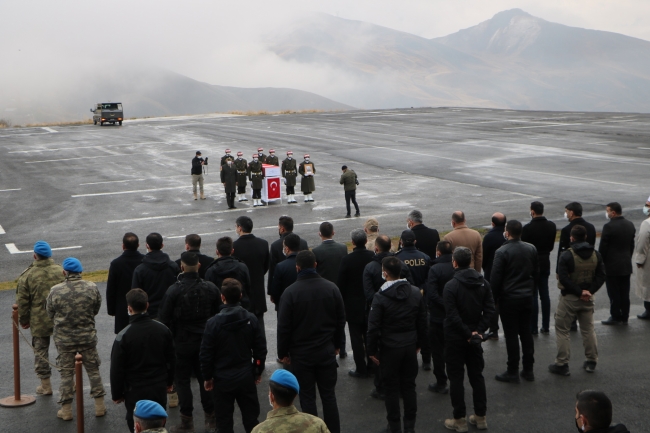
left=443, top=211, right=483, bottom=272
left=635, top=196, right=650, bottom=320
left=364, top=218, right=379, bottom=251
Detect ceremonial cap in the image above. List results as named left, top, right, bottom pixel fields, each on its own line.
left=34, top=241, right=52, bottom=258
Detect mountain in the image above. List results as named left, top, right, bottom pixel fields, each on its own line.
left=268, top=11, right=650, bottom=112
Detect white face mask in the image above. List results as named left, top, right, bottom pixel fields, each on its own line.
left=503, top=232, right=508, bottom=240
left=605, top=211, right=610, bottom=220
left=304, top=159, right=310, bottom=162
left=253, top=158, right=258, bottom=162
left=406, top=224, right=411, bottom=230
left=226, top=153, right=231, bottom=156
left=381, top=272, right=386, bottom=280
left=451, top=222, right=454, bottom=229
left=644, top=206, right=650, bottom=216
left=227, top=160, right=232, bottom=166
left=269, top=395, right=274, bottom=408
left=564, top=211, right=569, bottom=220
left=288, top=156, right=292, bottom=160
left=530, top=212, right=534, bottom=220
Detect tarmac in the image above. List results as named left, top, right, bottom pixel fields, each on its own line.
left=1, top=107, right=649, bottom=432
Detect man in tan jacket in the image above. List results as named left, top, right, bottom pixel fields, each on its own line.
left=443, top=211, right=483, bottom=272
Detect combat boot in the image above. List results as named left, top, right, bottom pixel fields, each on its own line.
left=193, top=193, right=197, bottom=200
left=200, top=192, right=206, bottom=200
left=168, top=391, right=179, bottom=408
left=469, top=415, right=487, bottom=430
left=170, top=414, right=194, bottom=433
left=444, top=417, right=468, bottom=432
left=205, top=412, right=216, bottom=433
left=94, top=396, right=106, bottom=417
left=37, top=378, right=53, bottom=395
left=57, top=403, right=73, bottom=421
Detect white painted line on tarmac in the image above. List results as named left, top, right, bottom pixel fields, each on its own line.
left=503, top=123, right=579, bottom=130
left=80, top=178, right=146, bottom=186
left=0, top=188, right=21, bottom=192
left=5, top=243, right=81, bottom=254
left=73, top=185, right=216, bottom=198
left=0, top=225, right=5, bottom=235
left=505, top=167, right=636, bottom=187
left=108, top=208, right=242, bottom=223
left=41, top=127, right=57, bottom=133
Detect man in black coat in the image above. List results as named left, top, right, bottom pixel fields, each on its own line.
left=599, top=202, right=636, bottom=325
left=268, top=233, right=300, bottom=312
left=366, top=256, right=427, bottom=433
left=174, top=234, right=213, bottom=279
left=277, top=251, right=345, bottom=433
left=522, top=201, right=557, bottom=334
left=220, top=158, right=238, bottom=209
left=482, top=213, right=506, bottom=340
left=131, top=233, right=180, bottom=319
left=558, top=201, right=597, bottom=269
left=268, top=216, right=308, bottom=290
left=407, top=210, right=440, bottom=260
left=425, top=240, right=455, bottom=394
left=232, top=216, right=270, bottom=335
left=313, top=222, right=348, bottom=284
left=205, top=236, right=252, bottom=311
left=110, top=289, right=175, bottom=433
left=338, top=229, right=375, bottom=378
left=490, top=220, right=538, bottom=384
left=107, top=232, right=144, bottom=334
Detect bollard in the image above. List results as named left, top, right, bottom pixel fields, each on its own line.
left=0, top=305, right=36, bottom=408
left=75, top=354, right=84, bottom=433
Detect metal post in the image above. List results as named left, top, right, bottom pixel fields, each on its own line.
left=0, top=305, right=36, bottom=407
left=75, top=354, right=84, bottom=433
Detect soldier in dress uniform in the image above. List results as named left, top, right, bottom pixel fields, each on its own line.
left=299, top=154, right=316, bottom=202
left=47, top=257, right=106, bottom=421
left=281, top=151, right=298, bottom=204
left=15, top=241, right=65, bottom=396
left=249, top=153, right=266, bottom=207
left=220, top=159, right=238, bottom=209
left=257, top=147, right=267, bottom=163
left=220, top=149, right=235, bottom=169
left=266, top=149, right=279, bottom=166
left=234, top=151, right=249, bottom=202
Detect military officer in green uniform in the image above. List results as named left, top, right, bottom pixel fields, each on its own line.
left=299, top=153, right=316, bottom=202
left=234, top=151, right=249, bottom=202
left=133, top=400, right=169, bottom=433
left=266, top=149, right=279, bottom=166
left=220, top=158, right=238, bottom=209
left=47, top=257, right=106, bottom=421
left=257, top=147, right=267, bottom=164
left=281, top=151, right=298, bottom=204
left=249, top=153, right=266, bottom=207
left=15, top=240, right=65, bottom=396
left=220, top=148, right=235, bottom=169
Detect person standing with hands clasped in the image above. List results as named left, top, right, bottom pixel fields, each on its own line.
left=191, top=151, right=207, bottom=200
left=299, top=154, right=316, bottom=202
left=340, top=165, right=360, bottom=218
left=249, top=153, right=265, bottom=207
left=221, top=158, right=238, bottom=209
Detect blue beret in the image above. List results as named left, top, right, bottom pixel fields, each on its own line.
left=134, top=400, right=167, bottom=420
left=62, top=257, right=83, bottom=273
left=270, top=369, right=300, bottom=394
left=33, top=241, right=52, bottom=258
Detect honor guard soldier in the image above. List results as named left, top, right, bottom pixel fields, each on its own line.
left=299, top=154, right=316, bottom=202
left=220, top=149, right=235, bottom=169
left=266, top=149, right=279, bottom=166
left=192, top=151, right=207, bottom=200
left=256, top=147, right=267, bottom=163
left=220, top=158, right=238, bottom=209
left=249, top=153, right=265, bottom=207
left=282, top=151, right=298, bottom=204
left=234, top=151, right=249, bottom=202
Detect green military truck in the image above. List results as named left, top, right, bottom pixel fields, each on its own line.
left=90, top=102, right=123, bottom=126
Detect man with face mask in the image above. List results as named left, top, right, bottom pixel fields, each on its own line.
left=266, top=149, right=279, bottom=166
left=557, top=202, right=597, bottom=271
left=634, top=196, right=650, bottom=320
left=249, top=153, right=265, bottom=207
left=481, top=213, right=506, bottom=340
left=282, top=151, right=299, bottom=203
left=268, top=233, right=300, bottom=313
left=256, top=147, right=267, bottom=163
left=573, top=390, right=629, bottom=433
left=234, top=151, right=249, bottom=202
left=299, top=154, right=316, bottom=202
left=191, top=151, right=207, bottom=200
left=220, top=148, right=234, bottom=168
left=220, top=158, right=238, bottom=209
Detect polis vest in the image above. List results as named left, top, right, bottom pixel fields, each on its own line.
left=558, top=248, right=597, bottom=290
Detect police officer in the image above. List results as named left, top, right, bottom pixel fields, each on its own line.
left=15, top=241, right=65, bottom=396
left=191, top=151, right=207, bottom=200
left=220, top=158, right=238, bottom=209
left=281, top=151, right=298, bottom=204
left=234, top=151, right=249, bottom=202
left=266, top=149, right=279, bottom=166
left=220, top=148, right=235, bottom=168
left=256, top=147, right=267, bottom=163
left=249, top=153, right=265, bottom=207
left=299, top=154, right=316, bottom=202
left=47, top=257, right=106, bottom=421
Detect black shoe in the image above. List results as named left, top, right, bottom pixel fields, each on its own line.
left=485, top=331, right=498, bottom=340
left=339, top=352, right=347, bottom=359
left=428, top=382, right=449, bottom=394
left=601, top=317, right=621, bottom=326
left=348, top=369, right=369, bottom=378
left=370, top=389, right=386, bottom=400
left=422, top=362, right=432, bottom=371
left=583, top=361, right=597, bottom=373
left=531, top=330, right=539, bottom=335
left=520, top=370, right=535, bottom=382
left=345, top=214, right=351, bottom=218
left=228, top=206, right=237, bottom=209
left=540, top=328, right=550, bottom=334
left=570, top=323, right=578, bottom=332
left=495, top=370, right=520, bottom=383
left=548, top=363, right=570, bottom=376
left=638, top=311, right=650, bottom=320
left=354, top=212, right=361, bottom=217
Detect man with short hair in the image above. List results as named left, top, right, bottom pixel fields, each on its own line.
left=269, top=233, right=301, bottom=311
left=281, top=151, right=299, bottom=203
left=201, top=279, right=267, bottom=433
left=406, top=210, right=440, bottom=260
left=268, top=216, right=308, bottom=291
left=367, top=256, right=427, bottom=433
left=558, top=202, right=597, bottom=269
left=111, top=289, right=175, bottom=432
left=221, top=157, right=238, bottom=209
left=191, top=151, right=207, bottom=201
left=550, top=225, right=605, bottom=376
left=277, top=251, right=345, bottom=433
left=249, top=152, right=265, bottom=207
left=443, top=211, right=483, bottom=272
left=574, top=390, right=629, bottom=433
left=107, top=233, right=145, bottom=334
left=175, top=234, right=213, bottom=279
left=313, top=222, right=349, bottom=285
left=133, top=400, right=169, bottom=433
left=205, top=236, right=252, bottom=311
left=265, top=149, right=279, bottom=166
left=599, top=202, right=636, bottom=325
left=481, top=213, right=507, bottom=340
left=15, top=240, right=65, bottom=396
left=364, top=218, right=380, bottom=251
left=252, top=370, right=330, bottom=433
left=159, top=252, right=222, bottom=433
left=340, top=165, right=360, bottom=217
left=234, top=151, right=249, bottom=202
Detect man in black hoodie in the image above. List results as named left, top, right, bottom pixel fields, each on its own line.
left=442, top=247, right=495, bottom=433
left=268, top=216, right=308, bottom=290
left=205, top=236, right=252, bottom=311
left=175, top=234, right=213, bottom=279
left=268, top=233, right=300, bottom=312
left=367, top=256, right=427, bottom=433
left=200, top=278, right=267, bottom=433
left=574, top=390, right=629, bottom=433
left=107, top=232, right=144, bottom=334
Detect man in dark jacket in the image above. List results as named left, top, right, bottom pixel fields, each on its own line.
left=599, top=202, right=636, bottom=325
left=338, top=229, right=375, bottom=378
left=277, top=251, right=345, bottom=433
left=205, top=236, right=252, bottom=311
left=313, top=222, right=348, bottom=284
left=425, top=240, right=454, bottom=394
left=200, top=279, right=267, bottom=433
left=268, top=216, right=308, bottom=290
left=558, top=202, right=597, bottom=268
left=521, top=201, right=557, bottom=335
left=191, top=150, right=207, bottom=200
left=131, top=233, right=180, bottom=319
left=107, top=232, right=144, bottom=334
left=110, top=289, right=175, bottom=433
left=340, top=165, right=360, bottom=217
left=175, top=234, right=213, bottom=279
left=550, top=225, right=605, bottom=376
left=232, top=216, right=270, bottom=334
left=442, top=247, right=495, bottom=432
left=406, top=210, right=440, bottom=260
left=490, top=220, right=538, bottom=384
left=159, top=252, right=222, bottom=433
left=220, top=158, right=238, bottom=209
left=367, top=256, right=427, bottom=433
left=574, top=390, right=630, bottom=433
left=268, top=233, right=300, bottom=311
left=482, top=213, right=506, bottom=340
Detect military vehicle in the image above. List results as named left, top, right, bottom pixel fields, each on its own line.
left=90, top=102, right=123, bottom=126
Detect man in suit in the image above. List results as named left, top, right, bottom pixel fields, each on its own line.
left=313, top=222, right=348, bottom=285
left=268, top=216, right=308, bottom=291
left=174, top=234, right=213, bottom=280
left=482, top=213, right=506, bottom=340
left=269, top=234, right=300, bottom=312
left=107, top=233, right=144, bottom=334
left=599, top=202, right=636, bottom=325
left=406, top=210, right=440, bottom=260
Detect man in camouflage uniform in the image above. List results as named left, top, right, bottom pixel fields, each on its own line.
left=234, top=151, right=249, bottom=202
left=266, top=149, right=279, bottom=166
left=299, top=153, right=316, bottom=202
left=133, top=400, right=169, bottom=433
left=15, top=240, right=65, bottom=396
left=220, top=148, right=235, bottom=169
left=281, top=151, right=298, bottom=204
left=47, top=257, right=105, bottom=421
left=249, top=153, right=265, bottom=207
left=256, top=147, right=267, bottom=164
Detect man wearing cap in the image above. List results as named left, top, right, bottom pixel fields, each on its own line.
left=364, top=218, right=380, bottom=251
left=234, top=151, right=249, bottom=202
left=249, top=153, right=265, bottom=207
left=220, top=157, right=238, bottom=209
left=257, top=147, right=267, bottom=163
left=191, top=151, right=207, bottom=200
left=47, top=257, right=106, bottom=421
left=340, top=165, right=360, bottom=218
left=15, top=240, right=65, bottom=396
left=133, top=400, right=169, bottom=433
left=252, top=370, right=330, bottom=433
left=281, top=151, right=298, bottom=204
left=220, top=148, right=235, bottom=168
left=299, top=154, right=316, bottom=202
left=266, top=149, right=279, bottom=166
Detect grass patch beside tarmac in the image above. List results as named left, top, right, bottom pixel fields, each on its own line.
left=0, top=270, right=110, bottom=292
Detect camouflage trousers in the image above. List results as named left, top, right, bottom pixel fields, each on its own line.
left=32, top=336, right=52, bottom=379
left=55, top=343, right=105, bottom=405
